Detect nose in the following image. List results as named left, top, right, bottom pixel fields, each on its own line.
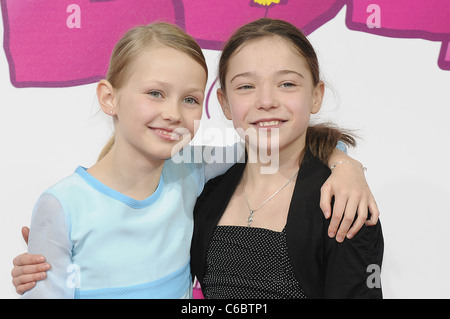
left=256, top=85, right=279, bottom=110
left=161, top=101, right=181, bottom=123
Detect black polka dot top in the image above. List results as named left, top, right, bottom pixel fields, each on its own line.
left=202, top=226, right=307, bottom=299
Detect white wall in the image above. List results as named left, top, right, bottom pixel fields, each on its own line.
left=1, top=9, right=449, bottom=298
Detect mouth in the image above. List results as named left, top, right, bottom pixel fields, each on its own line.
left=252, top=119, right=286, bottom=128
left=150, top=127, right=183, bottom=141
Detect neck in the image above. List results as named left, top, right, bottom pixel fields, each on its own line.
left=244, top=139, right=305, bottom=188
left=88, top=142, right=165, bottom=201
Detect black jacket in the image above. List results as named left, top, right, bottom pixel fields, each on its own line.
left=191, top=150, right=384, bottom=298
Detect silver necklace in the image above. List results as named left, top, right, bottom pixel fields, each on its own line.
left=243, top=170, right=299, bottom=227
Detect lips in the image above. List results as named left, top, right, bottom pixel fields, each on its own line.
left=149, top=127, right=183, bottom=141
left=251, top=119, right=286, bottom=128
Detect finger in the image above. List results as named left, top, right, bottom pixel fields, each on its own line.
left=16, top=281, right=37, bottom=295
left=12, top=271, right=47, bottom=287
left=365, top=198, right=380, bottom=226
left=13, top=271, right=48, bottom=295
left=13, top=253, right=45, bottom=267
left=319, top=182, right=333, bottom=219
left=347, top=200, right=368, bottom=239
left=11, top=263, right=51, bottom=279
left=21, top=226, right=30, bottom=245
left=335, top=197, right=359, bottom=242
left=327, top=196, right=347, bottom=238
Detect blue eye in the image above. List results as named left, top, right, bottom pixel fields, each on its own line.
left=183, top=97, right=199, bottom=105
left=237, top=85, right=254, bottom=90
left=148, top=91, right=163, bottom=98
left=280, top=82, right=295, bottom=88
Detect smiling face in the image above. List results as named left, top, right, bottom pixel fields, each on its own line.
left=109, top=43, right=207, bottom=161
left=218, top=35, right=324, bottom=157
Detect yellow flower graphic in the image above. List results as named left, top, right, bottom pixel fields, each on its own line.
left=253, top=0, right=280, bottom=6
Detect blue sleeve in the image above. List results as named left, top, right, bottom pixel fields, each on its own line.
left=22, top=193, right=75, bottom=299
left=203, top=143, right=245, bottom=182
left=203, top=141, right=345, bottom=181
left=336, top=140, right=348, bottom=154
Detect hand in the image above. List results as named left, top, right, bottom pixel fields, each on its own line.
left=11, top=226, right=51, bottom=295
left=320, top=161, right=380, bottom=242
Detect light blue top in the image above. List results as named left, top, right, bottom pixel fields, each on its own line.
left=22, top=145, right=243, bottom=299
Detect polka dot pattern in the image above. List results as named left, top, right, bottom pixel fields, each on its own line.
left=203, top=226, right=306, bottom=299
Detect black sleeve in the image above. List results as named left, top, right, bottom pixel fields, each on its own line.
left=322, top=220, right=384, bottom=299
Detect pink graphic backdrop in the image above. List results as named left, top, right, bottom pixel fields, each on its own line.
left=1, top=0, right=449, bottom=88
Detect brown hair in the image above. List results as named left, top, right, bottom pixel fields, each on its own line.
left=218, top=18, right=356, bottom=164
left=306, top=123, right=356, bottom=164
left=97, top=22, right=208, bottom=161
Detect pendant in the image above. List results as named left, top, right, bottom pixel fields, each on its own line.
left=247, top=210, right=254, bottom=227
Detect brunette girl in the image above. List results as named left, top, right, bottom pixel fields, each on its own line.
left=191, top=18, right=383, bottom=299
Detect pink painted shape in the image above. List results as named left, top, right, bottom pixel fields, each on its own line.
left=346, top=0, right=450, bottom=70
left=183, top=0, right=343, bottom=49
left=184, top=0, right=450, bottom=71
left=349, top=0, right=450, bottom=35
left=439, top=42, right=450, bottom=70
left=3, top=0, right=450, bottom=88
left=446, top=43, right=450, bottom=61
left=3, top=0, right=179, bottom=87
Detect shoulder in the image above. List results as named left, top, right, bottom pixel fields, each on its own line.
left=44, top=167, right=88, bottom=197
left=34, top=169, right=85, bottom=210
left=193, top=162, right=244, bottom=225
left=300, top=150, right=331, bottom=186
left=31, top=169, right=84, bottom=228
left=288, top=151, right=330, bottom=221
left=165, top=156, right=205, bottom=195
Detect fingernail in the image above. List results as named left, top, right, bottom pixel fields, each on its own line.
left=328, top=232, right=335, bottom=238
left=37, top=256, right=45, bottom=262
left=347, top=233, right=353, bottom=239
left=336, top=235, right=343, bottom=242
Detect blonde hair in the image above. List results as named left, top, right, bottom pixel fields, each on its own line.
left=97, top=23, right=208, bottom=161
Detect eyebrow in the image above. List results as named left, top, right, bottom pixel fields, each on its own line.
left=230, top=72, right=253, bottom=84
left=229, top=69, right=304, bottom=83
left=141, top=80, right=204, bottom=94
left=277, top=69, right=304, bottom=79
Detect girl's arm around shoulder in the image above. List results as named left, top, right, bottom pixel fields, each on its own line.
left=322, top=217, right=384, bottom=299
left=21, top=192, right=75, bottom=299
left=321, top=148, right=380, bottom=242
left=202, top=143, right=245, bottom=182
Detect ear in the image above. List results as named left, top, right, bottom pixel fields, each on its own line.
left=217, top=88, right=232, bottom=120
left=97, top=79, right=117, bottom=116
left=311, top=81, right=324, bottom=114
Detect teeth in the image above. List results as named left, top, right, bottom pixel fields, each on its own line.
left=154, top=129, right=180, bottom=139
left=257, top=120, right=280, bottom=127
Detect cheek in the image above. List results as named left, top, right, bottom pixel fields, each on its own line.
left=228, top=100, right=248, bottom=128
left=289, top=95, right=315, bottom=116
left=120, top=97, right=152, bottom=120
left=183, top=108, right=203, bottom=135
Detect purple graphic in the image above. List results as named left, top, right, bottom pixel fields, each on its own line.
left=183, top=0, right=342, bottom=50
left=346, top=0, right=450, bottom=71
left=184, top=0, right=450, bottom=70
left=1, top=0, right=184, bottom=87
left=1, top=0, right=449, bottom=89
